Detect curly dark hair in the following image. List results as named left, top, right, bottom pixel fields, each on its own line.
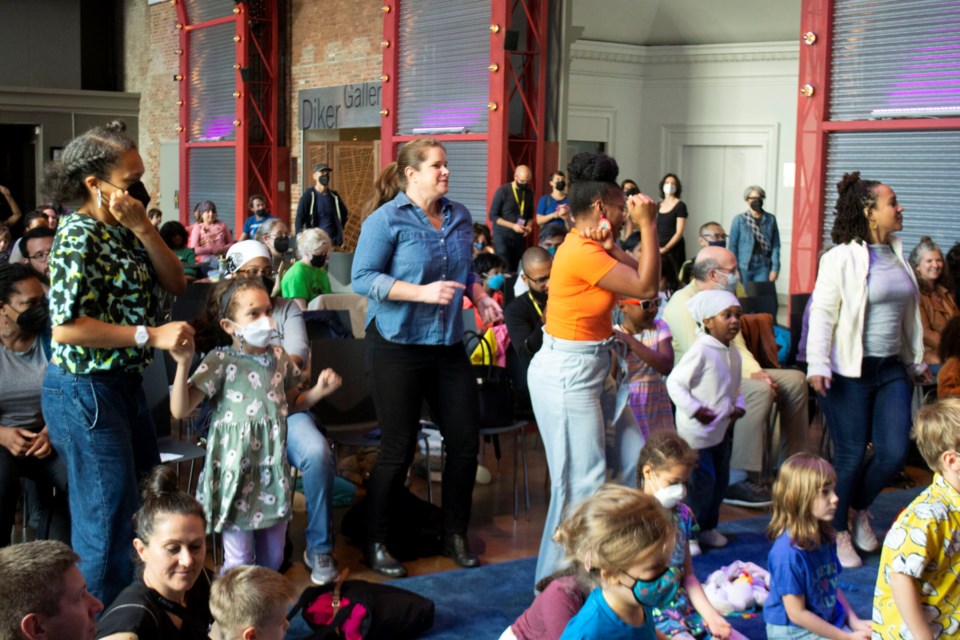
left=939, top=316, right=960, bottom=363
left=830, top=171, right=881, bottom=246
left=159, top=220, right=189, bottom=249
left=566, top=152, right=621, bottom=216
left=40, top=120, right=136, bottom=203
left=658, top=173, right=682, bottom=199
left=0, top=263, right=40, bottom=304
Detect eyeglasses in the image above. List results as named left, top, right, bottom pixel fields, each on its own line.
left=235, top=267, right=274, bottom=278
left=622, top=298, right=661, bottom=310
left=28, top=251, right=51, bottom=262
left=701, top=233, right=727, bottom=241
left=525, top=273, right=550, bottom=285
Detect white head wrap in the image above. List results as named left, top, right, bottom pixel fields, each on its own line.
left=686, top=289, right=741, bottom=325
left=225, top=240, right=272, bottom=276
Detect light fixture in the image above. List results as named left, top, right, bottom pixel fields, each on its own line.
left=870, top=106, right=960, bottom=119
left=800, top=84, right=815, bottom=97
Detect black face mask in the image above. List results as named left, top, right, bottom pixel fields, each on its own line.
left=749, top=199, right=764, bottom=213
left=624, top=187, right=641, bottom=197
left=273, top=236, right=290, bottom=254
left=311, top=253, right=327, bottom=269
left=126, top=181, right=152, bottom=209
left=517, top=183, right=529, bottom=193
left=15, top=301, right=49, bottom=335
left=318, top=174, right=331, bottom=187
left=554, top=180, right=566, bottom=192
left=261, top=275, right=275, bottom=293
left=530, top=289, right=548, bottom=305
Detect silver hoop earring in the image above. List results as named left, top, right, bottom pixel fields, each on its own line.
left=96, top=186, right=102, bottom=207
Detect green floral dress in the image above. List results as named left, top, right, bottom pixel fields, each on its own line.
left=190, top=345, right=300, bottom=533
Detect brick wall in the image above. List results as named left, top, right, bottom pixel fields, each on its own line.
left=123, top=0, right=179, bottom=200
left=124, top=0, right=382, bottom=217
left=288, top=0, right=383, bottom=214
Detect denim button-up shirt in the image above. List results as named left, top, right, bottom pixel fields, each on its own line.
left=352, top=191, right=478, bottom=345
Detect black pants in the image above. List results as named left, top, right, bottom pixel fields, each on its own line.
left=493, top=232, right=526, bottom=272
left=0, top=447, right=70, bottom=547
left=365, top=325, right=480, bottom=542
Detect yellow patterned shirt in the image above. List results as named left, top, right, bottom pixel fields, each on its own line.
left=873, top=474, right=960, bottom=639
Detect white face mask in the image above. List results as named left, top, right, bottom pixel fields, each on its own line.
left=229, top=316, right=276, bottom=348
left=663, top=183, right=676, bottom=196
left=655, top=482, right=687, bottom=510
left=719, top=270, right=740, bottom=293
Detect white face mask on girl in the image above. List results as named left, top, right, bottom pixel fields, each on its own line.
left=229, top=316, right=276, bottom=348
left=663, top=183, right=676, bottom=196
left=652, top=475, right=687, bottom=509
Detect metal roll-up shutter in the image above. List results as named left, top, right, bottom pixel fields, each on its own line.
left=443, top=141, right=489, bottom=222
left=397, top=0, right=490, bottom=135
left=188, top=147, right=237, bottom=235
left=821, top=130, right=960, bottom=251
left=830, top=0, right=960, bottom=121
left=189, top=22, right=236, bottom=142
left=182, top=0, right=235, bottom=24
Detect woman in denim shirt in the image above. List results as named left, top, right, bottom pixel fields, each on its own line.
left=352, top=138, right=502, bottom=578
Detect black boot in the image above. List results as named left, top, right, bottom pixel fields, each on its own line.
left=442, top=533, right=480, bottom=568
left=365, top=542, right=407, bottom=578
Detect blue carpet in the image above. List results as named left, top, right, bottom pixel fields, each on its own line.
left=385, top=487, right=923, bottom=640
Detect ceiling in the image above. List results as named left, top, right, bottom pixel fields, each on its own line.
left=571, top=0, right=802, bottom=47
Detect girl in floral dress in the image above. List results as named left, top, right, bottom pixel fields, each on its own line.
left=170, top=277, right=341, bottom=572
left=636, top=432, right=747, bottom=639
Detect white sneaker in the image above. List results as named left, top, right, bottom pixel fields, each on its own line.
left=699, top=529, right=729, bottom=548
left=852, top=509, right=879, bottom=553
left=688, top=538, right=702, bottom=557
left=836, top=531, right=862, bottom=568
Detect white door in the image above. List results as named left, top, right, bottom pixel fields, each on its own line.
left=158, top=141, right=179, bottom=225
left=680, top=144, right=766, bottom=259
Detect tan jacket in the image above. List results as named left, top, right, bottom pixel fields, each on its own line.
left=918, top=285, right=960, bottom=364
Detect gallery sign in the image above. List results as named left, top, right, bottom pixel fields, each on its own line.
left=299, top=82, right=382, bottom=130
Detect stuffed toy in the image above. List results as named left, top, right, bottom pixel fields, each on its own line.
left=703, top=561, right=771, bottom=614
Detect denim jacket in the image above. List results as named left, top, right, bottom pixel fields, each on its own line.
left=352, top=191, right=478, bottom=345
left=728, top=210, right=781, bottom=274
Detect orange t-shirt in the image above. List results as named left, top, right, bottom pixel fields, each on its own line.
left=544, top=231, right=619, bottom=341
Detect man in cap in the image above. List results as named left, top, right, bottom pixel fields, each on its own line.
left=295, top=162, right=349, bottom=247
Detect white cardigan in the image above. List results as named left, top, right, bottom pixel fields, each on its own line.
left=667, top=333, right=746, bottom=450
left=805, top=237, right=925, bottom=381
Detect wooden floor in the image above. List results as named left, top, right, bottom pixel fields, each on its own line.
left=280, top=425, right=792, bottom=590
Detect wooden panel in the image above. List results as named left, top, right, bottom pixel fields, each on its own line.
left=303, top=141, right=379, bottom=252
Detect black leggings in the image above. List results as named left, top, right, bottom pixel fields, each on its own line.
left=364, top=325, right=479, bottom=542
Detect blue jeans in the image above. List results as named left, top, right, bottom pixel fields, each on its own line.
left=529, top=332, right=643, bottom=585
left=41, top=364, right=160, bottom=606
left=766, top=623, right=849, bottom=639
left=286, top=412, right=334, bottom=554
left=820, top=357, right=912, bottom=532
left=742, top=254, right=773, bottom=282
left=686, top=429, right=732, bottom=531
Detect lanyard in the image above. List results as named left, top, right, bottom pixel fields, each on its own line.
left=511, top=183, right=526, bottom=218
left=527, top=292, right=543, bottom=318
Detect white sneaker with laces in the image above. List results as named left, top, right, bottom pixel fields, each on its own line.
left=699, top=529, right=729, bottom=548
left=852, top=509, right=879, bottom=552
left=688, top=539, right=702, bottom=557
left=836, top=531, right=862, bottom=568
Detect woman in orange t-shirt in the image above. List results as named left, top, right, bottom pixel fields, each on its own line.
left=528, top=152, right=661, bottom=586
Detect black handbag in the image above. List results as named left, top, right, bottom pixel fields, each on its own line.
left=463, top=330, right=515, bottom=429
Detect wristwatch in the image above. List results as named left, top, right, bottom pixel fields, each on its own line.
left=134, top=325, right=149, bottom=348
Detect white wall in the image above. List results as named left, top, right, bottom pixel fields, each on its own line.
left=566, top=40, right=800, bottom=296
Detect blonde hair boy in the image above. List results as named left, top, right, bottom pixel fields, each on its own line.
left=873, top=399, right=960, bottom=639
left=209, top=566, right=296, bottom=640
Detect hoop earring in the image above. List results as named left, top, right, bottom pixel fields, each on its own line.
left=96, top=186, right=103, bottom=207
left=870, top=221, right=878, bottom=230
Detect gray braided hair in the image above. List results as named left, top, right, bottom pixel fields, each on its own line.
left=41, top=120, right=136, bottom=203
